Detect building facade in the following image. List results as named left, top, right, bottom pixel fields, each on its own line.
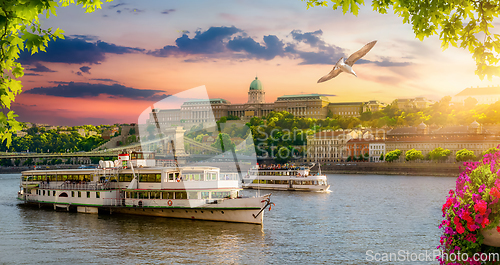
left=306, top=130, right=358, bottom=163
left=368, top=140, right=386, bottom=162
left=453, top=86, right=500, bottom=105
left=148, top=77, right=385, bottom=128
left=385, top=121, right=500, bottom=162
left=397, top=97, right=433, bottom=110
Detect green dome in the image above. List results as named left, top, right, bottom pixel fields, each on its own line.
left=249, top=77, right=262, bottom=91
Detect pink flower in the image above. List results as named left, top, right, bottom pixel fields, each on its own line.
left=474, top=200, right=487, bottom=215
left=481, top=217, right=490, bottom=228
left=491, top=187, right=500, bottom=198
left=465, top=233, right=477, bottom=242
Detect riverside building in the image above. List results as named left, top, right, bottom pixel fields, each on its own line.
left=148, top=77, right=385, bottom=127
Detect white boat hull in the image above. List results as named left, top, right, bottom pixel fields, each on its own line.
left=18, top=191, right=269, bottom=224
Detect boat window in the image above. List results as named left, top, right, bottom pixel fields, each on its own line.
left=148, top=174, right=156, bottom=182
left=78, top=191, right=81, bottom=197
left=71, top=191, right=74, bottom=197
left=211, top=191, right=230, bottom=199
left=150, top=191, right=160, bottom=199
left=168, top=173, right=174, bottom=181
left=252, top=179, right=258, bottom=184
left=43, top=190, right=45, bottom=196
left=175, top=191, right=187, bottom=199
left=201, top=192, right=209, bottom=199
left=162, top=192, right=173, bottom=199
left=96, top=192, right=100, bottom=199
left=139, top=192, right=148, bottom=199
left=268, top=180, right=275, bottom=184
left=119, top=174, right=133, bottom=182
left=156, top=174, right=161, bottom=182
left=283, top=180, right=289, bottom=184
left=187, top=192, right=198, bottom=199
left=87, top=192, right=90, bottom=198
left=52, top=191, right=55, bottom=196
left=193, top=174, right=201, bottom=181
left=130, top=192, right=138, bottom=199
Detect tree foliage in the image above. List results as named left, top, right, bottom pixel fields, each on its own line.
left=385, top=149, right=402, bottom=162
left=0, top=0, right=111, bottom=147
left=455, top=148, right=476, bottom=162
left=211, top=133, right=235, bottom=152
left=429, top=147, right=451, bottom=162
left=405, top=148, right=424, bottom=161
left=304, top=0, right=500, bottom=80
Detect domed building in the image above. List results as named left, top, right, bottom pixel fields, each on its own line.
left=226, top=77, right=275, bottom=120
left=248, top=77, right=265, bottom=104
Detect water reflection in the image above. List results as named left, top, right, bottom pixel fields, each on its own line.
left=15, top=206, right=266, bottom=264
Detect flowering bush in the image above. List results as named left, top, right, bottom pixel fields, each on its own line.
left=438, top=149, right=500, bottom=264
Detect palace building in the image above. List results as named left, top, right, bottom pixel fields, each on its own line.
left=148, top=77, right=385, bottom=127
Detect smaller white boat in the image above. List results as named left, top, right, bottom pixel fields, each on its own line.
left=242, top=164, right=330, bottom=192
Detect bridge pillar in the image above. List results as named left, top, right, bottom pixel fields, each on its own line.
left=163, top=126, right=186, bottom=155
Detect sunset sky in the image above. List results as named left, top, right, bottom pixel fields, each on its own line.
left=14, top=0, right=500, bottom=126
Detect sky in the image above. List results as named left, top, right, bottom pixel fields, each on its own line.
left=13, top=0, right=500, bottom=126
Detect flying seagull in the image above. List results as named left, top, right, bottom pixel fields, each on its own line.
left=317, top=40, right=377, bottom=83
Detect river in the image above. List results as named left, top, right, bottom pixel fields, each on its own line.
left=0, top=173, right=455, bottom=264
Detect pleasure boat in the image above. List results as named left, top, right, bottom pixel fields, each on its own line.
left=242, top=163, right=330, bottom=192
left=18, top=151, right=272, bottom=224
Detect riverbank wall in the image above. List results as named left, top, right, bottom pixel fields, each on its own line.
left=311, top=162, right=461, bottom=177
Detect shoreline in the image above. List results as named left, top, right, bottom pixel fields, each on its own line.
left=310, top=162, right=461, bottom=177
left=0, top=162, right=461, bottom=177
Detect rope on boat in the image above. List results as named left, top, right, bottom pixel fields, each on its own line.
left=252, top=197, right=275, bottom=219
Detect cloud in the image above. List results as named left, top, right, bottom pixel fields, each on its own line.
left=149, top=26, right=241, bottom=57
left=290, top=29, right=327, bottom=48
left=130, top=8, right=144, bottom=14
left=80, top=66, right=91, bottom=74
left=25, top=82, right=169, bottom=101
left=147, top=27, right=410, bottom=67
left=90, top=78, right=119, bottom=83
left=23, top=73, right=42, bottom=76
left=27, top=62, right=56, bottom=72
left=373, top=59, right=411, bottom=67
left=287, top=30, right=345, bottom=65
left=227, top=35, right=285, bottom=60
left=108, top=3, right=126, bottom=9
left=48, top=81, right=72, bottom=84
left=19, top=38, right=144, bottom=65
left=161, top=9, right=176, bottom=14
left=70, top=34, right=98, bottom=41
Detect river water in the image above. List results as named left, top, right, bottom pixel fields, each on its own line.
left=0, top=173, right=454, bottom=264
